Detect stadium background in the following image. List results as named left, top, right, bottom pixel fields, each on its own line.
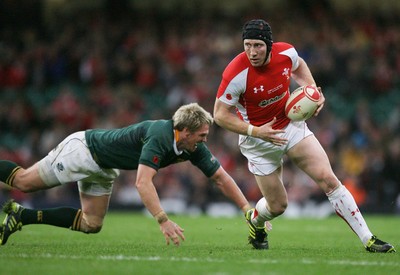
left=0, top=0, right=399, bottom=217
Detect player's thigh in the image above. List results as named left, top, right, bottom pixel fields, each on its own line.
left=287, top=135, right=336, bottom=183
left=255, top=166, right=287, bottom=206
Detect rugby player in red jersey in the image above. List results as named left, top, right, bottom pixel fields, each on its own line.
left=214, top=19, right=395, bottom=253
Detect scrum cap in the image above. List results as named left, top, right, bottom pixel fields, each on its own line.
left=242, top=19, right=273, bottom=53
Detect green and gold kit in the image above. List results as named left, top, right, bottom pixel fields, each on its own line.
left=85, top=120, right=220, bottom=177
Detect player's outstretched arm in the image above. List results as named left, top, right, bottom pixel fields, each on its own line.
left=136, top=164, right=185, bottom=246
left=210, top=166, right=251, bottom=214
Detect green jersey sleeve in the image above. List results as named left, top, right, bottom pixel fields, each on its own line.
left=188, top=143, right=220, bottom=178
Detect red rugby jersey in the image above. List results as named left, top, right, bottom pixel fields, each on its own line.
left=216, top=42, right=299, bottom=130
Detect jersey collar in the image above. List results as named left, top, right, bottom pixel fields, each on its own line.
left=173, top=130, right=183, bottom=155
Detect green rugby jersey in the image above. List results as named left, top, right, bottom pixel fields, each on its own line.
left=85, top=120, right=220, bottom=177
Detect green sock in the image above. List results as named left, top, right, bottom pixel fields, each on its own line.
left=21, top=207, right=82, bottom=230
left=0, top=160, right=21, bottom=186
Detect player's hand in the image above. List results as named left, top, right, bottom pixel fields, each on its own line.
left=314, top=87, right=325, bottom=116
left=256, top=118, right=288, bottom=146
left=159, top=219, right=185, bottom=246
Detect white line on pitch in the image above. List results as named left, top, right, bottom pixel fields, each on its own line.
left=5, top=253, right=399, bottom=267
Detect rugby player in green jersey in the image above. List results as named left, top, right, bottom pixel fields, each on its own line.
left=0, top=103, right=253, bottom=246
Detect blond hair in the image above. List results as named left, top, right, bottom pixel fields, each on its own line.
left=172, top=103, right=213, bottom=132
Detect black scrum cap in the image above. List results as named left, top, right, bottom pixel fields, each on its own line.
left=242, top=19, right=273, bottom=49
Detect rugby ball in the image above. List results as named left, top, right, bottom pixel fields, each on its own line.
left=285, top=85, right=320, bottom=121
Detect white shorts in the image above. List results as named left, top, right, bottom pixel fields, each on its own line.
left=38, top=131, right=120, bottom=196
left=239, top=120, right=313, bottom=176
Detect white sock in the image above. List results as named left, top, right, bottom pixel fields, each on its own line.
left=252, top=197, right=274, bottom=228
left=327, top=184, right=373, bottom=245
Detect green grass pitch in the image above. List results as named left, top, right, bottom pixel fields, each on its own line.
left=0, top=212, right=398, bottom=274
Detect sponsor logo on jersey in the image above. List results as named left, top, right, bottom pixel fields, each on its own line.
left=267, top=84, right=283, bottom=94
left=258, top=91, right=287, bottom=107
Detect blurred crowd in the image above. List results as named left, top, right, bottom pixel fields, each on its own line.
left=0, top=2, right=399, bottom=216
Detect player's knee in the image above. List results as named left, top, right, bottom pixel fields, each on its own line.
left=81, top=216, right=104, bottom=233
left=83, top=223, right=103, bottom=234
left=269, top=202, right=287, bottom=217
left=86, top=224, right=103, bottom=233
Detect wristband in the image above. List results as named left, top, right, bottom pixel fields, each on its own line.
left=154, top=210, right=168, bottom=224
left=247, top=125, right=254, bottom=136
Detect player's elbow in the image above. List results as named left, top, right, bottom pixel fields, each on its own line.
left=213, top=112, right=225, bottom=127
left=211, top=168, right=232, bottom=190
left=213, top=99, right=234, bottom=128
left=213, top=104, right=222, bottom=125
left=213, top=179, right=224, bottom=190
left=213, top=117, right=222, bottom=127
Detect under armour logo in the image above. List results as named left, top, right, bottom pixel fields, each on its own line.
left=253, top=85, right=264, bottom=94
left=56, top=162, right=64, bottom=172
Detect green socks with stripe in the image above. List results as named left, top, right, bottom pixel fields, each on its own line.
left=0, top=160, right=21, bottom=186
left=21, top=207, right=82, bottom=230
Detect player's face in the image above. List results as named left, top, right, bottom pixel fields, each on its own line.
left=180, top=124, right=209, bottom=152
left=244, top=39, right=269, bottom=67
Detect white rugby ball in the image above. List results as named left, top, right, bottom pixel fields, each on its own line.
left=285, top=85, right=320, bottom=121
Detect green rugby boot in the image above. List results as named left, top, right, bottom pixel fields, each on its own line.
left=1, top=200, right=24, bottom=245
left=245, top=208, right=269, bottom=249
left=365, top=235, right=396, bottom=253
